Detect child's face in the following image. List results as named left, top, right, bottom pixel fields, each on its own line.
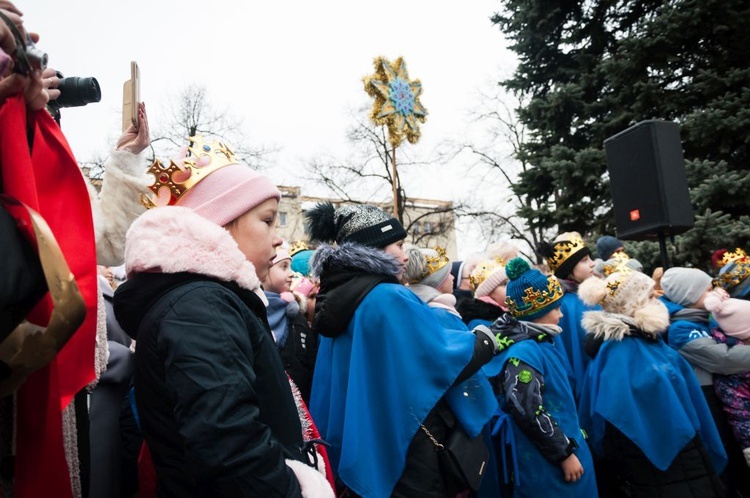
left=437, top=272, right=454, bottom=294
left=489, top=284, right=508, bottom=308
left=571, top=255, right=595, bottom=283
left=225, top=198, right=282, bottom=282
left=693, top=286, right=725, bottom=309
left=532, top=306, right=564, bottom=325
left=264, top=258, right=293, bottom=294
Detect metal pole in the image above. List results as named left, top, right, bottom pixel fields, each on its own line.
left=658, top=231, right=671, bottom=269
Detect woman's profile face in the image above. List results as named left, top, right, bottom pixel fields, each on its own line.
left=383, top=239, right=408, bottom=281
left=225, top=198, right=282, bottom=281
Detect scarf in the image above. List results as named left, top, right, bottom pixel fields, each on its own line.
left=264, top=292, right=289, bottom=347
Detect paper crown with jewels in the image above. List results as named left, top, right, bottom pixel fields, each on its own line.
left=288, top=240, right=310, bottom=257
left=546, top=236, right=587, bottom=272
left=714, top=260, right=750, bottom=291
left=718, top=248, right=748, bottom=268
left=141, top=135, right=238, bottom=209
left=506, top=276, right=564, bottom=318
left=601, top=252, right=634, bottom=277
left=469, top=257, right=506, bottom=291
left=422, top=246, right=450, bottom=279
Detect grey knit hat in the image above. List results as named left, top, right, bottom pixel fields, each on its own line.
left=404, top=245, right=451, bottom=288
left=661, top=267, right=713, bottom=307
left=304, top=202, right=407, bottom=248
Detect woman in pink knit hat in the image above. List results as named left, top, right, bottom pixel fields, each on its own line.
left=112, top=137, right=333, bottom=497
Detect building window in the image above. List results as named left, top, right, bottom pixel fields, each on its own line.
left=412, top=222, right=421, bottom=235
left=423, top=221, right=434, bottom=234
left=278, top=212, right=287, bottom=227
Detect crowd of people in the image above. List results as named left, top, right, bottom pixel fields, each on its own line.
left=2, top=2, right=750, bottom=498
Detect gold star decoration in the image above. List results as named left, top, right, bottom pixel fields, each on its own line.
left=363, top=56, right=427, bottom=148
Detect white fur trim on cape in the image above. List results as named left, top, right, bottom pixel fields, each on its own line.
left=124, top=206, right=265, bottom=302
left=285, top=459, right=334, bottom=498
left=581, top=301, right=670, bottom=341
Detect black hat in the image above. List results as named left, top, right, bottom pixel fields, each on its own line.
left=305, top=202, right=407, bottom=248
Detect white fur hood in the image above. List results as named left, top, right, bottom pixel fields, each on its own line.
left=581, top=300, right=670, bottom=341
left=124, top=206, right=263, bottom=294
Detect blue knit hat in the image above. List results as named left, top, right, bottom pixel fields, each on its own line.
left=505, top=257, right=563, bottom=321
left=596, top=235, right=624, bottom=261
left=291, top=249, right=315, bottom=277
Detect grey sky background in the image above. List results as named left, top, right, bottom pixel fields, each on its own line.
left=23, top=1, right=519, bottom=257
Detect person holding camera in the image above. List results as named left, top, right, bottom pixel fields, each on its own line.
left=0, top=4, right=152, bottom=496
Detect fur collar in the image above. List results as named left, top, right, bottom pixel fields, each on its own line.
left=124, top=206, right=263, bottom=295
left=310, top=242, right=402, bottom=279
left=581, top=301, right=670, bottom=341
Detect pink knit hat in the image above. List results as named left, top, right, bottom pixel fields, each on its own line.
left=272, top=247, right=291, bottom=266
left=177, top=163, right=281, bottom=226
left=705, top=293, right=750, bottom=340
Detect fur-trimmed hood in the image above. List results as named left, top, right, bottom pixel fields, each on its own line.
left=124, top=206, right=263, bottom=294
left=310, top=242, right=402, bottom=337
left=581, top=300, right=670, bottom=342
left=310, top=242, right=403, bottom=280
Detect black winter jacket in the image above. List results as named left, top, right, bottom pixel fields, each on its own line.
left=279, top=306, right=318, bottom=404
left=114, top=272, right=305, bottom=498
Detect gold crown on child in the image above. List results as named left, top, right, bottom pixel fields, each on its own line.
left=289, top=240, right=310, bottom=257
left=141, top=135, right=237, bottom=209
left=422, top=246, right=450, bottom=279
left=547, top=236, right=586, bottom=271
left=506, top=276, right=563, bottom=317
left=469, top=257, right=506, bottom=290
left=718, top=248, right=748, bottom=268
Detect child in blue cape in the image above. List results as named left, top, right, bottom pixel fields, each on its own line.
left=538, top=232, right=598, bottom=400
left=660, top=267, right=750, bottom=495
left=578, top=268, right=726, bottom=497
left=483, top=257, right=598, bottom=498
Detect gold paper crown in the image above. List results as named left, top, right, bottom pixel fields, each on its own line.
left=469, top=257, right=506, bottom=291
left=546, top=236, right=587, bottom=271
left=141, top=135, right=238, bottom=209
left=422, top=246, right=450, bottom=279
left=289, top=240, right=310, bottom=257
left=506, top=276, right=563, bottom=318
left=602, top=252, right=634, bottom=277
left=714, top=260, right=750, bottom=291
left=718, top=248, right=748, bottom=268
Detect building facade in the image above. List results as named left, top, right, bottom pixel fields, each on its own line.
left=277, top=186, right=458, bottom=259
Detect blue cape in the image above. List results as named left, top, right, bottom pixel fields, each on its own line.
left=557, top=293, right=599, bottom=400
left=484, top=336, right=598, bottom=497
left=310, top=284, right=486, bottom=498
left=578, top=333, right=727, bottom=473
left=431, top=307, right=498, bottom=436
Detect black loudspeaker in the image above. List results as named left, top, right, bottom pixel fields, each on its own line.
left=603, top=120, right=695, bottom=240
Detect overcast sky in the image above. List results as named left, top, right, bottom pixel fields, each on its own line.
left=23, top=1, right=519, bottom=256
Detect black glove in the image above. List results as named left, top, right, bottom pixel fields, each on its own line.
left=472, top=325, right=499, bottom=354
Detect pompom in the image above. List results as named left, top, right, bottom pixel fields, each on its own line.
left=703, top=292, right=724, bottom=313
left=578, top=276, right=608, bottom=307
left=304, top=202, right=337, bottom=243
left=505, top=257, right=530, bottom=281
left=536, top=241, right=556, bottom=261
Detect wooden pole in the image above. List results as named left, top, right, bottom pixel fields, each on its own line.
left=391, top=146, right=399, bottom=219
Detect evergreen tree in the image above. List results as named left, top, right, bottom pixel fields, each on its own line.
left=493, top=0, right=750, bottom=272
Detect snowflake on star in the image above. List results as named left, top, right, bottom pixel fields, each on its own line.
left=364, top=56, right=428, bottom=147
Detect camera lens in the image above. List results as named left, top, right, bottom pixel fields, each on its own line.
left=55, top=76, right=101, bottom=108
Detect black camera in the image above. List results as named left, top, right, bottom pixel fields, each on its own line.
left=48, top=72, right=101, bottom=110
